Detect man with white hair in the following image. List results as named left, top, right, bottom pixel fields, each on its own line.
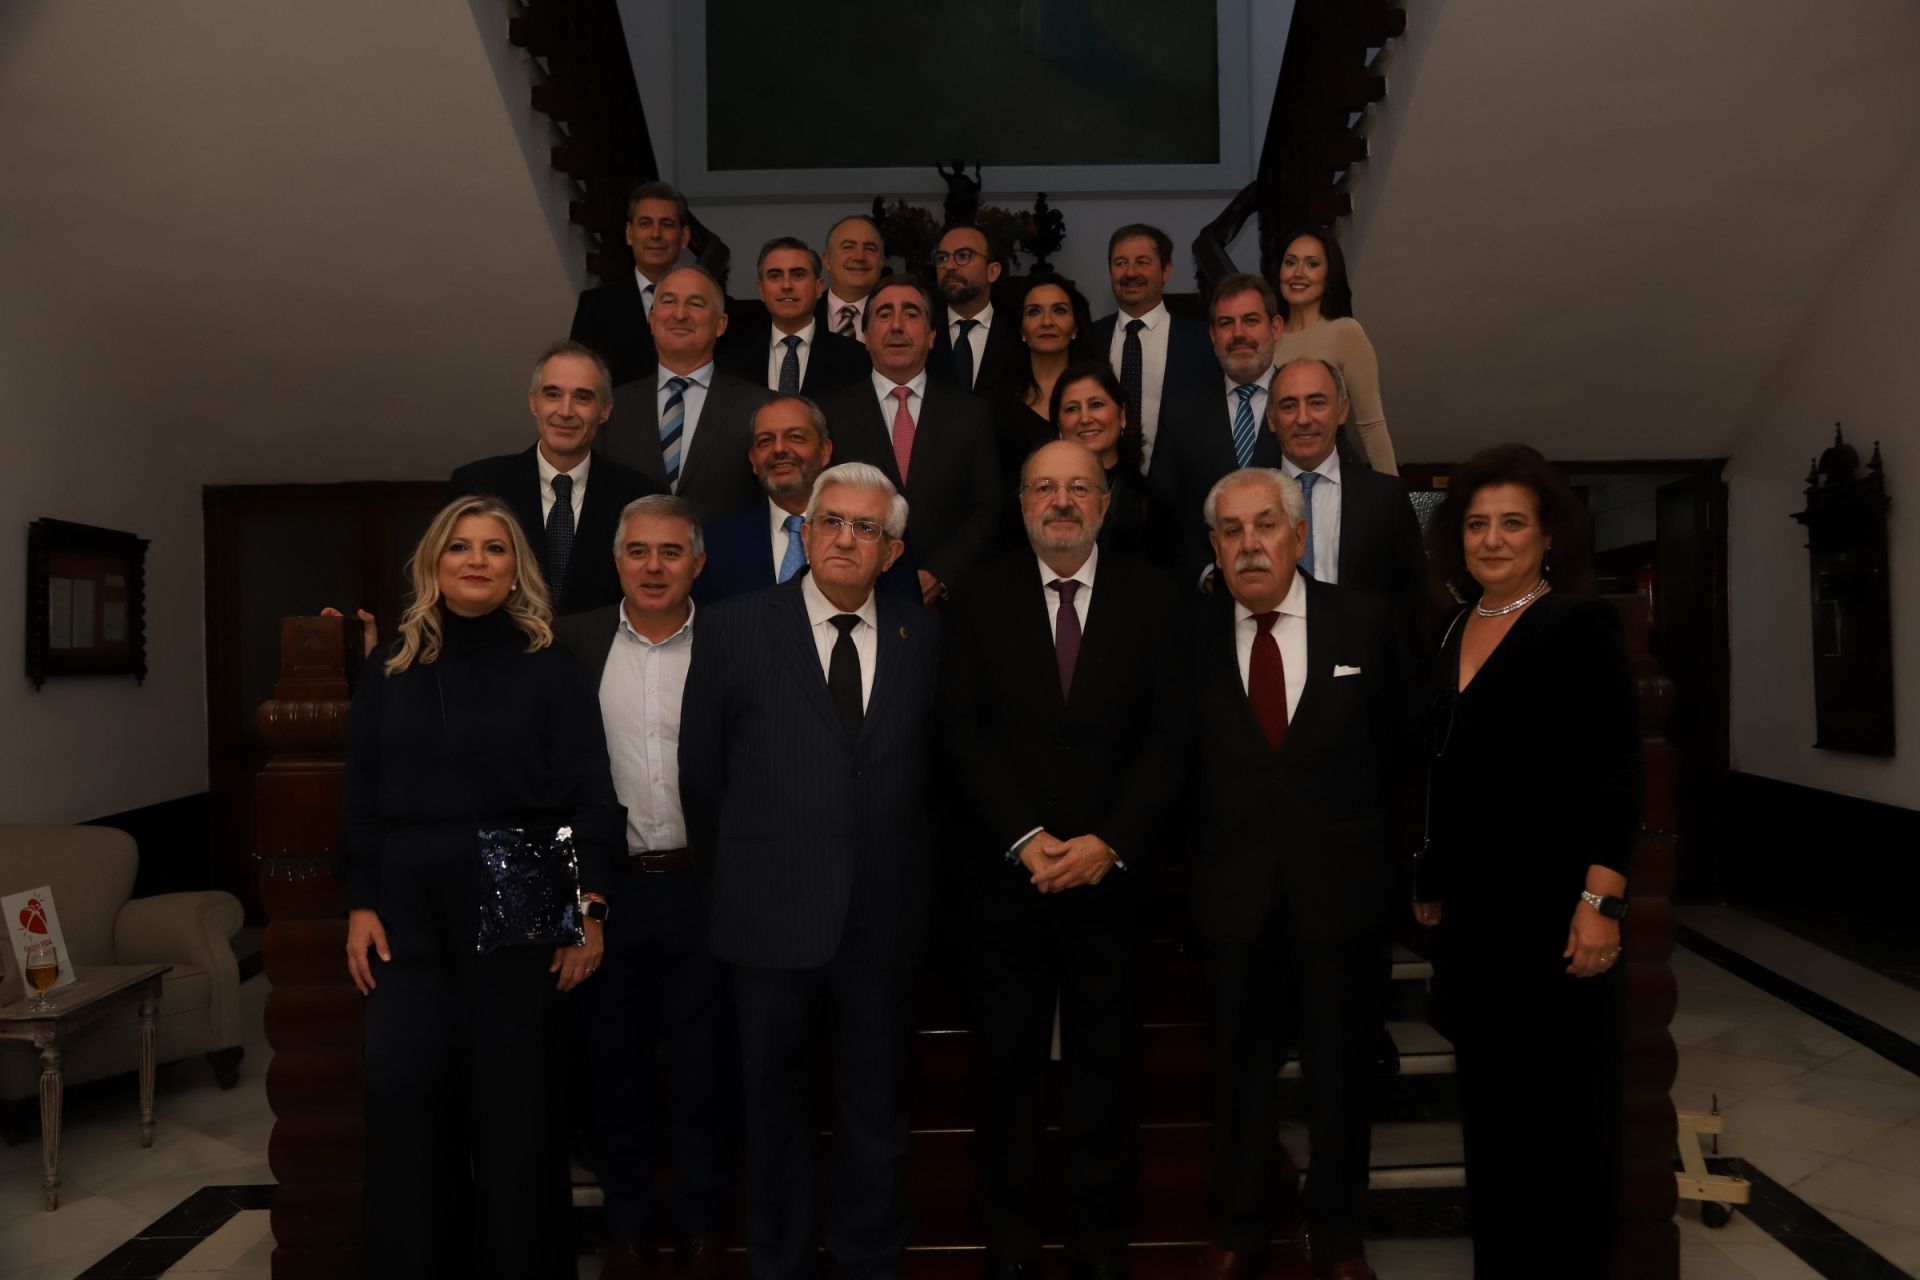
left=680, top=461, right=940, bottom=1280
left=1184, top=468, right=1411, bottom=1280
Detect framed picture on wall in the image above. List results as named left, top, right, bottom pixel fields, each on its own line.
left=25, top=518, right=150, bottom=689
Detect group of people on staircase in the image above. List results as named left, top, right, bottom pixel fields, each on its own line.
left=333, top=181, right=1643, bottom=1280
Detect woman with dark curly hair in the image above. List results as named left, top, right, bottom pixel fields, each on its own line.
left=1270, top=225, right=1400, bottom=475
left=1412, top=444, right=1641, bottom=1279
left=1047, top=358, right=1149, bottom=555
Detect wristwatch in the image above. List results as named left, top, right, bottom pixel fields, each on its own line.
left=1580, top=890, right=1629, bottom=921
left=580, top=894, right=611, bottom=924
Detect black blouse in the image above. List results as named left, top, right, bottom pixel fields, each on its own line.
left=335, top=607, right=624, bottom=910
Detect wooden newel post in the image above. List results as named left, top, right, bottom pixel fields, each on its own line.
left=257, top=617, right=364, bottom=1279
left=1610, top=597, right=1680, bottom=1279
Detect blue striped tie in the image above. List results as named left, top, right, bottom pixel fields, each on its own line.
left=777, top=513, right=806, bottom=583
left=660, top=376, right=688, bottom=488
left=1296, top=471, right=1319, bottom=575
left=1231, top=383, right=1258, bottom=468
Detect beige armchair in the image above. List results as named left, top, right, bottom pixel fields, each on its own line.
left=0, top=824, right=246, bottom=1125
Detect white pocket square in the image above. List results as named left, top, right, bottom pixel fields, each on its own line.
left=1333, top=664, right=1363, bottom=677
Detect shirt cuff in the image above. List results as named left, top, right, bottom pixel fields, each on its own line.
left=1003, top=826, right=1045, bottom=864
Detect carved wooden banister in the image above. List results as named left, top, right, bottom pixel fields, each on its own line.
left=257, top=616, right=363, bottom=1279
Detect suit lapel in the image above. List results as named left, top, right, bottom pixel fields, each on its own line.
left=845, top=387, right=905, bottom=488
left=1282, top=579, right=1335, bottom=756
left=859, top=595, right=911, bottom=745
left=1212, top=602, right=1273, bottom=753
left=677, top=375, right=728, bottom=492
left=768, top=583, right=846, bottom=738
left=512, top=448, right=552, bottom=584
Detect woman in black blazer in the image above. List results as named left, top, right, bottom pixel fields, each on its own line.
left=336, top=494, right=623, bottom=1279
left=1048, top=359, right=1150, bottom=556
left=1413, top=445, right=1642, bottom=1280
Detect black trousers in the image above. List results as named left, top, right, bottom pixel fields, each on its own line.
left=361, top=834, right=573, bottom=1280
left=732, top=950, right=919, bottom=1280
left=1204, top=920, right=1390, bottom=1263
left=581, top=863, right=735, bottom=1243
left=968, top=871, right=1146, bottom=1266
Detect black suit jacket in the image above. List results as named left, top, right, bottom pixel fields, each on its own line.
left=1325, top=460, right=1435, bottom=655
left=600, top=369, right=775, bottom=525
left=930, top=302, right=1022, bottom=397
left=570, top=274, right=657, bottom=388
left=1090, top=307, right=1217, bottom=420
left=940, top=551, right=1184, bottom=890
left=1184, top=578, right=1411, bottom=945
left=551, top=604, right=623, bottom=683
left=692, top=500, right=922, bottom=606
left=820, top=378, right=1001, bottom=588
left=680, top=580, right=941, bottom=969
left=449, top=446, right=662, bottom=616
left=716, top=321, right=870, bottom=399
left=1148, top=374, right=1284, bottom=583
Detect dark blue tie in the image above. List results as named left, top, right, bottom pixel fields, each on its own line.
left=778, top=335, right=802, bottom=394
left=1119, top=318, right=1145, bottom=430
left=777, top=513, right=806, bottom=583
left=953, top=318, right=979, bottom=387
left=547, top=473, right=575, bottom=594
left=1296, top=471, right=1319, bottom=576
left=1231, top=384, right=1258, bottom=468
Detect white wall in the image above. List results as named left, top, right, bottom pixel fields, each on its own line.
left=1725, top=158, right=1920, bottom=809
left=618, top=0, right=1291, bottom=300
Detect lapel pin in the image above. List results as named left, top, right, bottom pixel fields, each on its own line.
left=899, top=626, right=909, bottom=638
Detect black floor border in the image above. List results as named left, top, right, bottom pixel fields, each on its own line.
left=1706, top=1157, right=1912, bottom=1280
left=75, top=1183, right=274, bottom=1279
left=1677, top=925, right=1920, bottom=1080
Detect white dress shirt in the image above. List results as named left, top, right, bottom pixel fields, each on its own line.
left=1234, top=571, right=1308, bottom=721
left=656, top=361, right=716, bottom=489
left=870, top=368, right=927, bottom=447
left=825, top=289, right=866, bottom=341
left=766, top=320, right=817, bottom=392
left=636, top=269, right=659, bottom=318
left=599, top=602, right=696, bottom=854
left=801, top=570, right=877, bottom=709
left=948, top=301, right=994, bottom=389
left=1106, top=301, right=1172, bottom=464
left=767, top=498, right=806, bottom=577
left=1282, top=451, right=1343, bottom=584
left=1037, top=544, right=1098, bottom=638
left=535, top=448, right=589, bottom=524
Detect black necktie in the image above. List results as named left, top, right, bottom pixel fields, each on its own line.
left=1120, top=317, right=1145, bottom=430
left=778, top=335, right=802, bottom=394
left=547, top=473, right=575, bottom=593
left=953, top=317, right=979, bottom=387
left=828, top=614, right=863, bottom=738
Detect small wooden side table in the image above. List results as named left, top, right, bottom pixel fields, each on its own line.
left=0, top=964, right=170, bottom=1210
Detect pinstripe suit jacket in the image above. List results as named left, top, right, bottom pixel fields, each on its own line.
left=679, top=579, right=941, bottom=970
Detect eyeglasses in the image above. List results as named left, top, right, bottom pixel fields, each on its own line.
left=1023, top=478, right=1103, bottom=501
left=811, top=514, right=886, bottom=543
left=931, top=247, right=983, bottom=267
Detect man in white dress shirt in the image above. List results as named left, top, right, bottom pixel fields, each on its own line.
left=821, top=214, right=886, bottom=342
left=569, top=181, right=692, bottom=385
left=930, top=223, right=1018, bottom=395
left=719, top=237, right=869, bottom=399
left=1093, top=223, right=1218, bottom=473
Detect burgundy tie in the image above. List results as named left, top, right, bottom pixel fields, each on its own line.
left=1247, top=610, right=1288, bottom=751
left=1049, top=579, right=1081, bottom=699
left=889, top=385, right=916, bottom=483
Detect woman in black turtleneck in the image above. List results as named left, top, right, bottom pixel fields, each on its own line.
left=336, top=494, right=622, bottom=1280
left=1048, top=359, right=1150, bottom=556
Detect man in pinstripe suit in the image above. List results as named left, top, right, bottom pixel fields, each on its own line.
left=680, top=461, right=940, bottom=1280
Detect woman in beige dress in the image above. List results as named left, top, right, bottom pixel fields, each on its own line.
left=1271, top=225, right=1400, bottom=474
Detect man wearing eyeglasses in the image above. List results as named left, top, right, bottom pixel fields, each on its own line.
left=820, top=276, right=1001, bottom=604
left=681, top=461, right=940, bottom=1280
left=929, top=223, right=1021, bottom=395
left=938, top=439, right=1186, bottom=1280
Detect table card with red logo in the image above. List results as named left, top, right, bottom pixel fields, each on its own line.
left=4, top=885, right=78, bottom=994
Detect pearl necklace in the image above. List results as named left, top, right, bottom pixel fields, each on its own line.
left=1475, top=578, right=1551, bottom=617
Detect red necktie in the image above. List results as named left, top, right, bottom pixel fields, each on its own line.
left=1247, top=610, right=1288, bottom=751
left=890, top=385, right=916, bottom=483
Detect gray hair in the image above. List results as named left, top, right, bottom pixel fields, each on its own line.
left=1202, top=467, right=1305, bottom=530
left=658, top=263, right=726, bottom=310
left=1271, top=356, right=1349, bottom=408
left=612, top=493, right=705, bottom=560
left=804, top=462, right=909, bottom=540
left=528, top=339, right=612, bottom=402
left=753, top=394, right=831, bottom=443
left=756, top=235, right=824, bottom=276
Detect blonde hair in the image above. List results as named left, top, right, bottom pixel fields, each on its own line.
left=386, top=495, right=554, bottom=674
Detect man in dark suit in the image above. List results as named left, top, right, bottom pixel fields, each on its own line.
left=569, top=181, right=692, bottom=386
left=717, top=237, right=870, bottom=399
left=554, top=494, right=730, bottom=1280
left=681, top=462, right=940, bottom=1280
left=940, top=440, right=1185, bottom=1280
left=1186, top=468, right=1409, bottom=1280
left=694, top=395, right=919, bottom=606
left=818, top=213, right=886, bottom=342
left=928, top=223, right=1021, bottom=396
left=450, top=340, right=663, bottom=616
left=1270, top=357, right=1433, bottom=656
left=1148, top=273, right=1286, bottom=588
left=601, top=265, right=774, bottom=525
left=819, top=277, right=1000, bottom=604
left=1090, top=223, right=1216, bottom=474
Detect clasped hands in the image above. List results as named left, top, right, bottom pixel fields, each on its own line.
left=346, top=907, right=605, bottom=994
left=1017, top=831, right=1116, bottom=893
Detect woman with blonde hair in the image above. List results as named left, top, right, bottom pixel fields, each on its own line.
left=336, top=493, right=622, bottom=1279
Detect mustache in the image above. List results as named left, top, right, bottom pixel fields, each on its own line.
left=1234, top=552, right=1274, bottom=573
left=1044, top=506, right=1082, bottom=524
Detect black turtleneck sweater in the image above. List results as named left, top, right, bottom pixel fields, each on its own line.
left=335, top=607, right=623, bottom=913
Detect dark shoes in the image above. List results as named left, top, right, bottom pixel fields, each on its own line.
left=602, top=1241, right=655, bottom=1280
left=1197, top=1244, right=1265, bottom=1280
left=603, top=1237, right=725, bottom=1280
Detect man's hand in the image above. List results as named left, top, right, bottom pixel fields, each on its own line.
left=918, top=570, right=943, bottom=605
left=321, top=606, right=379, bottom=658
left=1030, top=834, right=1117, bottom=893
left=1412, top=901, right=1442, bottom=927
left=345, top=908, right=391, bottom=995
left=1016, top=830, right=1059, bottom=882
left=551, top=919, right=605, bottom=991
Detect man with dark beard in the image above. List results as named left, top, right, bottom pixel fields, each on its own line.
left=939, top=439, right=1186, bottom=1280
left=929, top=222, right=1022, bottom=396
left=693, top=394, right=918, bottom=603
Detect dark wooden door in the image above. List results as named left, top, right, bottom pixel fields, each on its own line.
left=1654, top=470, right=1730, bottom=902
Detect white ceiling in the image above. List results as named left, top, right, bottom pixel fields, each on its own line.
left=1345, top=0, right=1920, bottom=465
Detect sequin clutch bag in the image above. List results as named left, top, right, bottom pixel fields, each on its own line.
left=475, top=824, right=585, bottom=955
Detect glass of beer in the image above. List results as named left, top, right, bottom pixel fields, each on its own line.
left=24, top=939, right=59, bottom=1012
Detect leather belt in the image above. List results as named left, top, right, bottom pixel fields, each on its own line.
left=627, top=848, right=690, bottom=873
